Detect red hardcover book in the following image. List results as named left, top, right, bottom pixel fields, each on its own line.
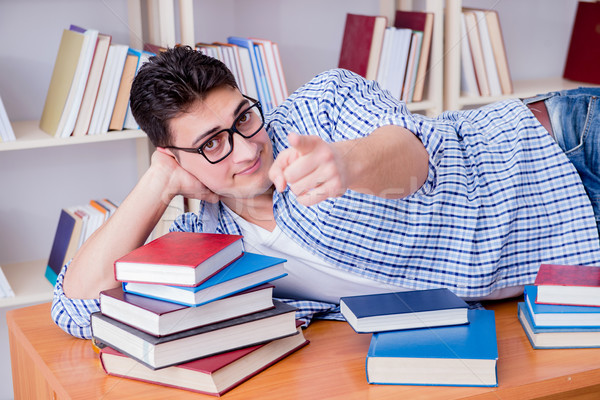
left=99, top=324, right=308, bottom=396
left=563, top=1, right=600, bottom=84
left=534, top=264, right=600, bottom=306
left=114, top=232, right=243, bottom=287
left=338, top=13, right=387, bottom=80
left=394, top=10, right=434, bottom=102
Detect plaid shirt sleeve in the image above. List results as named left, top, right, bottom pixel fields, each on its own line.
left=51, top=262, right=100, bottom=339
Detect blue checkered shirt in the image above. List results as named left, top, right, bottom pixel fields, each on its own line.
left=52, top=69, right=600, bottom=339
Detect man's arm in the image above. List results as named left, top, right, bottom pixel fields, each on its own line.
left=269, top=126, right=429, bottom=206
left=62, top=149, right=217, bottom=299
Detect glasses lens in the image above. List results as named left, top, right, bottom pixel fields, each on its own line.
left=235, top=103, right=263, bottom=138
left=201, top=130, right=232, bottom=163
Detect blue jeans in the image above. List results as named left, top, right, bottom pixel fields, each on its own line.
left=524, top=87, right=600, bottom=228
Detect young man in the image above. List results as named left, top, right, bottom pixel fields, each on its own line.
left=53, top=46, right=600, bottom=339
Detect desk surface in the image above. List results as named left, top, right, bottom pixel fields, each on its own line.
left=7, top=300, right=600, bottom=399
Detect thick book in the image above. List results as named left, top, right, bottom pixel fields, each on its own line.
left=338, top=13, right=387, bottom=81
left=479, top=8, right=512, bottom=94
left=114, top=232, right=243, bottom=286
left=463, top=10, right=490, bottom=97
left=534, top=264, right=600, bottom=306
left=91, top=300, right=298, bottom=369
left=99, top=326, right=309, bottom=396
left=100, top=283, right=275, bottom=337
left=563, top=1, right=600, bottom=84
left=524, top=285, right=600, bottom=328
left=394, top=10, right=434, bottom=102
left=518, top=302, right=600, bottom=349
left=122, top=252, right=287, bottom=307
left=340, top=288, right=469, bottom=333
left=39, top=29, right=86, bottom=136
left=108, top=51, right=139, bottom=131
left=366, top=309, right=498, bottom=387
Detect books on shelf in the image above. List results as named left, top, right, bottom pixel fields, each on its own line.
left=366, top=309, right=498, bottom=387
left=460, top=8, right=513, bottom=97
left=99, top=325, right=308, bottom=396
left=46, top=199, right=118, bottom=285
left=534, top=264, right=600, bottom=306
left=101, top=283, right=276, bottom=337
left=91, top=300, right=299, bottom=370
left=122, top=252, right=287, bottom=307
left=340, top=288, right=469, bottom=333
left=563, top=1, right=600, bottom=85
left=114, top=232, right=243, bottom=286
left=518, top=302, right=600, bottom=349
left=523, top=285, right=600, bottom=328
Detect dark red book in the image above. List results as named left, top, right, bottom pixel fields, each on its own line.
left=563, top=1, right=600, bottom=84
left=534, top=264, right=600, bottom=306
left=114, top=232, right=243, bottom=287
left=99, top=325, right=308, bottom=396
left=338, top=13, right=387, bottom=80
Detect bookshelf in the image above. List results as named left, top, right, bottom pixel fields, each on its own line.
left=443, top=0, right=597, bottom=111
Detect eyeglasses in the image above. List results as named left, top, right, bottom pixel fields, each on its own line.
left=164, top=95, right=264, bottom=164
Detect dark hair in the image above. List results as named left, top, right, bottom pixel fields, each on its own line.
left=130, top=45, right=238, bottom=147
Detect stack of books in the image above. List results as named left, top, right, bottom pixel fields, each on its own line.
left=46, top=198, right=119, bottom=285
left=518, top=264, right=600, bottom=349
left=460, top=8, right=513, bottom=97
left=93, top=231, right=308, bottom=396
left=40, top=25, right=155, bottom=138
left=338, top=10, right=434, bottom=103
left=340, top=288, right=498, bottom=387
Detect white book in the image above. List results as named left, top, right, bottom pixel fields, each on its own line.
left=252, top=39, right=285, bottom=106
left=376, top=27, right=395, bottom=93
left=88, top=45, right=118, bottom=135
left=0, top=266, right=14, bottom=298
left=460, top=14, right=480, bottom=97
left=98, top=44, right=129, bottom=134
left=0, top=94, right=15, bottom=141
left=123, top=51, right=153, bottom=130
left=272, top=43, right=288, bottom=100
left=56, top=28, right=98, bottom=138
left=474, top=11, right=502, bottom=96
left=388, top=28, right=413, bottom=100
left=401, top=31, right=423, bottom=102
left=236, top=46, right=258, bottom=99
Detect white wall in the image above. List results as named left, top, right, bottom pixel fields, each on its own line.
left=0, top=0, right=581, bottom=398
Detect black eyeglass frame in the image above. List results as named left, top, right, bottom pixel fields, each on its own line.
left=164, top=95, right=264, bottom=164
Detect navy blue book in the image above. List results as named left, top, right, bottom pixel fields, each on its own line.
left=340, top=288, right=468, bottom=333
left=123, top=252, right=287, bottom=307
left=366, top=309, right=498, bottom=387
left=524, top=285, right=600, bottom=328
left=518, top=302, right=600, bottom=349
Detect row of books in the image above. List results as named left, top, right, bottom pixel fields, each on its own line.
left=46, top=198, right=117, bottom=285
left=518, top=263, right=600, bottom=349
left=0, top=94, right=16, bottom=142
left=40, top=25, right=154, bottom=138
left=340, top=288, right=498, bottom=387
left=338, top=10, right=434, bottom=103
left=93, top=231, right=308, bottom=396
left=460, top=8, right=513, bottom=97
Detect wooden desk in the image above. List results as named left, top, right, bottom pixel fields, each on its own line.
left=7, top=300, right=600, bottom=399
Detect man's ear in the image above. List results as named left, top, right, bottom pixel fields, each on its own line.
left=156, top=146, right=180, bottom=162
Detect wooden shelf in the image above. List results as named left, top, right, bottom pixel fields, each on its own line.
left=0, top=120, right=147, bottom=152
left=0, top=260, right=53, bottom=308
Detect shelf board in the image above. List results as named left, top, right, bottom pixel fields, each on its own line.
left=457, top=77, right=600, bottom=108
left=0, top=260, right=53, bottom=308
left=0, top=120, right=146, bottom=151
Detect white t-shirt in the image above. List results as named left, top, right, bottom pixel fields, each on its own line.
left=224, top=206, right=523, bottom=303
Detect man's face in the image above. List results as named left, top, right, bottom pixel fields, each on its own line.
left=166, top=86, right=274, bottom=201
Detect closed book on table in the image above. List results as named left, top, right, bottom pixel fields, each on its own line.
left=114, top=232, right=243, bottom=286
left=524, top=285, right=600, bottom=328
left=91, top=300, right=299, bottom=370
left=366, top=309, right=498, bottom=387
left=534, top=264, right=600, bottom=306
left=99, top=326, right=309, bottom=396
left=100, top=283, right=275, bottom=337
left=122, top=252, right=287, bottom=307
left=340, top=288, right=468, bottom=333
left=518, top=302, right=600, bottom=349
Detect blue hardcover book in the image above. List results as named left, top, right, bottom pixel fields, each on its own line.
left=340, top=288, right=469, bottom=333
left=123, top=252, right=287, bottom=306
left=366, top=309, right=498, bottom=387
left=518, top=302, right=600, bottom=349
left=524, top=285, right=600, bottom=328
left=227, top=36, right=272, bottom=111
